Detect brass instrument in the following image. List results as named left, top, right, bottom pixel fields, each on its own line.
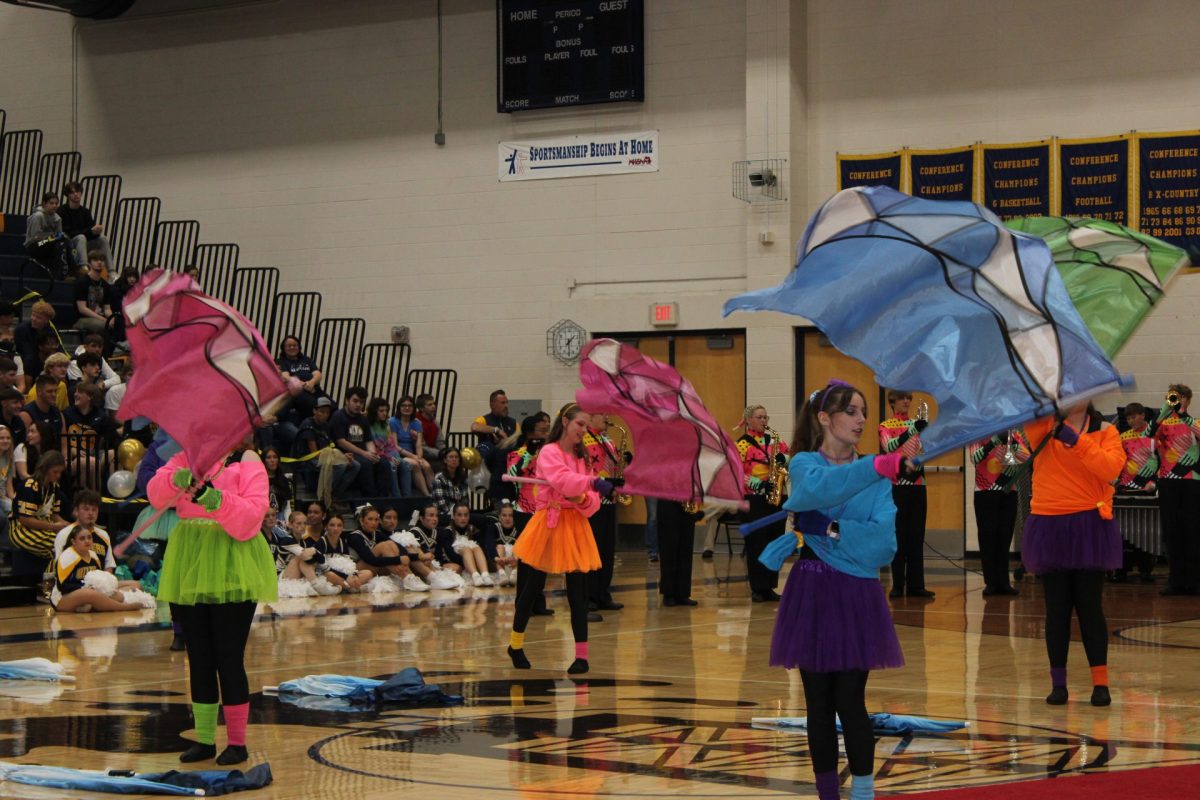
left=1001, top=429, right=1021, bottom=467
left=608, top=425, right=633, bottom=506
left=1167, top=389, right=1182, bottom=408
left=765, top=426, right=788, bottom=506
left=683, top=500, right=703, bottom=514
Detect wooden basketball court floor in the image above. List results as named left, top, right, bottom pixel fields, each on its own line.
left=2, top=554, right=1199, bottom=799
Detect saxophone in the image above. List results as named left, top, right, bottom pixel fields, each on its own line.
left=608, top=426, right=633, bottom=506
left=765, top=426, right=788, bottom=506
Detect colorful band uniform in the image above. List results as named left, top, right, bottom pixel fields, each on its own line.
left=878, top=407, right=930, bottom=597
left=737, top=428, right=789, bottom=600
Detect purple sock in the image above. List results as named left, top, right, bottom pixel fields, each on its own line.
left=814, top=769, right=841, bottom=800
left=1050, top=667, right=1067, bottom=687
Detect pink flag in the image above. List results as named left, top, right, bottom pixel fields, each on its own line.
left=576, top=338, right=747, bottom=510
left=117, top=269, right=288, bottom=478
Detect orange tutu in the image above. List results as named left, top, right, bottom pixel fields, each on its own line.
left=513, top=508, right=601, bottom=574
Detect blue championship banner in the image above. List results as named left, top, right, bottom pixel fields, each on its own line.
left=982, top=140, right=1052, bottom=220
left=1136, top=130, right=1200, bottom=262
left=1057, top=135, right=1130, bottom=223
left=909, top=146, right=975, bottom=201
left=837, top=151, right=903, bottom=191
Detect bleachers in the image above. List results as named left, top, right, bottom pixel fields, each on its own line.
left=0, top=106, right=460, bottom=506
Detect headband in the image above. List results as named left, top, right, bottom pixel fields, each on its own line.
left=811, top=379, right=853, bottom=414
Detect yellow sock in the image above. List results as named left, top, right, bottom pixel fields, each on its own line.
left=510, top=631, right=525, bottom=650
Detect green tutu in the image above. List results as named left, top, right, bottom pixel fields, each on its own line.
left=157, top=518, right=278, bottom=605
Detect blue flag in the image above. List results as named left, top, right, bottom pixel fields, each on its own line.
left=725, top=186, right=1124, bottom=459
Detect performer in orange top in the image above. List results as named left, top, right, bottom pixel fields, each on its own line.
left=508, top=404, right=617, bottom=675
left=878, top=390, right=933, bottom=598
left=1022, top=402, right=1125, bottom=707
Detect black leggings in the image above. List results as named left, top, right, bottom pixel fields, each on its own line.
left=1041, top=570, right=1107, bottom=669
left=800, top=669, right=874, bottom=776
left=513, top=568, right=589, bottom=644
left=174, top=601, right=257, bottom=705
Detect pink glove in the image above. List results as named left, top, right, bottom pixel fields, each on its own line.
left=873, top=451, right=904, bottom=481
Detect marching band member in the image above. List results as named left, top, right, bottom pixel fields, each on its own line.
left=879, top=390, right=933, bottom=598
left=737, top=405, right=788, bottom=602
left=969, top=430, right=1029, bottom=596
left=583, top=413, right=622, bottom=616
left=1146, top=385, right=1200, bottom=595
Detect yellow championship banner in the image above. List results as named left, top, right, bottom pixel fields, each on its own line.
left=907, top=145, right=977, bottom=202
left=1055, top=134, right=1131, bottom=223
left=1134, top=129, right=1200, bottom=267
left=981, top=139, right=1054, bottom=220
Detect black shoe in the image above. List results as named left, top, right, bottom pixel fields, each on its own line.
left=751, top=592, right=770, bottom=603
left=179, top=742, right=216, bottom=763
left=675, top=597, right=698, bottom=606
left=216, top=745, right=248, bottom=766
left=567, top=658, right=589, bottom=675
left=982, top=586, right=997, bottom=597
left=908, top=588, right=936, bottom=598
left=998, top=585, right=1019, bottom=596
left=1045, top=686, right=1069, bottom=705
left=508, top=646, right=531, bottom=669
left=663, top=597, right=677, bottom=607
left=531, top=607, right=555, bottom=616
left=587, top=612, right=603, bottom=623
left=169, top=635, right=186, bottom=652
left=596, top=601, right=623, bottom=611
left=1090, top=685, right=1112, bottom=707
left=588, top=601, right=599, bottom=612
left=701, top=550, right=714, bottom=560
left=889, top=587, right=904, bottom=599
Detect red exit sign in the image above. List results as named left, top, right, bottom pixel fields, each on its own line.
left=650, top=302, right=678, bottom=327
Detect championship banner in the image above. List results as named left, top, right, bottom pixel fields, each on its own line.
left=1057, top=135, right=1130, bottom=223
left=498, top=130, right=658, bottom=182
left=909, top=146, right=975, bottom=202
left=837, top=151, right=903, bottom=191
left=1136, top=130, right=1200, bottom=262
left=983, top=140, right=1052, bottom=220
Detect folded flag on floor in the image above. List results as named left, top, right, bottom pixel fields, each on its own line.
left=0, top=761, right=272, bottom=796
left=724, top=186, right=1128, bottom=459
left=0, top=658, right=72, bottom=682
left=264, top=667, right=463, bottom=712
left=751, top=712, right=967, bottom=736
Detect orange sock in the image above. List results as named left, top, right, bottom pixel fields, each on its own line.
left=1091, top=665, right=1109, bottom=687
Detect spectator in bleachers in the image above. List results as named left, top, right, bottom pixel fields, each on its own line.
left=64, top=382, right=117, bottom=491
left=331, top=386, right=394, bottom=498
left=432, top=447, right=468, bottom=524
left=293, top=396, right=360, bottom=498
left=275, top=336, right=324, bottom=422
left=0, top=425, right=15, bottom=519
left=68, top=334, right=121, bottom=391
left=415, top=393, right=446, bottom=461
left=262, top=447, right=293, bottom=518
left=111, top=268, right=142, bottom=351
left=104, top=360, right=129, bottom=421
left=20, top=374, right=66, bottom=435
left=60, top=182, right=110, bottom=275
left=26, top=353, right=71, bottom=411
left=27, top=330, right=64, bottom=389
left=14, top=301, right=56, bottom=389
left=14, top=421, right=57, bottom=482
left=472, top=390, right=517, bottom=509
left=184, top=264, right=200, bottom=282
left=389, top=396, right=433, bottom=496
left=1, top=389, right=28, bottom=446
left=70, top=352, right=104, bottom=393
left=23, top=192, right=75, bottom=277
left=8, top=450, right=69, bottom=586
left=0, top=324, right=24, bottom=388
left=73, top=252, right=115, bottom=336
left=0, top=356, right=21, bottom=395
left=0, top=302, right=15, bottom=331
left=366, top=397, right=407, bottom=497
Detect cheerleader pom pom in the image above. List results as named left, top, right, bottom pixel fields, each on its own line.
left=122, top=587, right=158, bottom=609
left=363, top=575, right=403, bottom=594
left=428, top=570, right=465, bottom=590
left=392, top=531, right=419, bottom=549
left=451, top=535, right=473, bottom=554
left=326, top=554, right=358, bottom=576
left=82, top=571, right=119, bottom=596
left=278, top=577, right=317, bottom=598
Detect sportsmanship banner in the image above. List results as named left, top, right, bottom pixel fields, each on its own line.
left=1057, top=135, right=1130, bottom=224
left=1137, top=130, right=1200, bottom=262
left=499, top=130, right=658, bottom=181
left=982, top=140, right=1052, bottom=220
left=837, top=151, right=903, bottom=191
left=909, top=146, right=975, bottom=201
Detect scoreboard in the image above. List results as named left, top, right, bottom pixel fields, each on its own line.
left=498, top=0, right=644, bottom=113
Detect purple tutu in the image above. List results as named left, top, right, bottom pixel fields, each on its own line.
left=770, top=558, right=904, bottom=673
left=1022, top=510, right=1121, bottom=574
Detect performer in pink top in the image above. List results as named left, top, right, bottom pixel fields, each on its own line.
left=148, top=445, right=276, bottom=767
left=508, top=404, right=618, bottom=674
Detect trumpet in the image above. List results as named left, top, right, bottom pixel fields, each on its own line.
left=1167, top=389, right=1182, bottom=408
left=608, top=425, right=633, bottom=506
left=1001, top=430, right=1022, bottom=467
left=682, top=500, right=703, bottom=514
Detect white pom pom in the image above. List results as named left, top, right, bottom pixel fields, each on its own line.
left=451, top=535, right=473, bottom=554
left=122, top=588, right=157, bottom=609
left=362, top=576, right=402, bottom=594
left=277, top=578, right=317, bottom=598
left=326, top=554, right=358, bottom=577
left=392, top=531, right=418, bottom=549
left=82, top=571, right=118, bottom=596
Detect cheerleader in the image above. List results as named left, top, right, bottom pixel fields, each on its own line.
left=1022, top=403, right=1125, bottom=706
left=736, top=405, right=789, bottom=602
left=260, top=508, right=297, bottom=575
left=148, top=446, right=278, bottom=766
left=395, top=502, right=462, bottom=586
left=444, top=501, right=493, bottom=586
left=52, top=526, right=146, bottom=613
left=482, top=502, right=519, bottom=586
left=774, top=381, right=906, bottom=800
left=343, top=504, right=413, bottom=579
left=317, top=514, right=374, bottom=592
left=508, top=404, right=616, bottom=675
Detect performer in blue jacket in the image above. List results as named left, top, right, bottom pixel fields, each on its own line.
left=774, top=380, right=906, bottom=800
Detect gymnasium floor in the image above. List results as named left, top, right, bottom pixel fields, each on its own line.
left=1, top=553, right=1198, bottom=799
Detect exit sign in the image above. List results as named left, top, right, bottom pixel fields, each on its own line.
left=650, top=302, right=678, bottom=327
